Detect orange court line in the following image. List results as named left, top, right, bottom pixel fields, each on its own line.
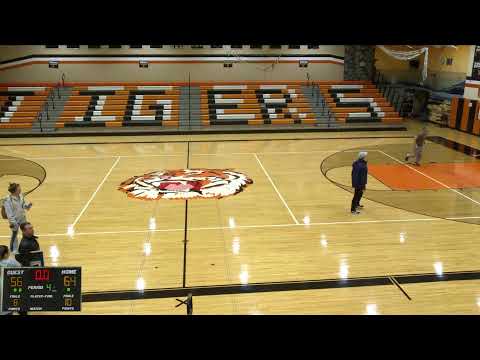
left=369, top=162, right=480, bottom=190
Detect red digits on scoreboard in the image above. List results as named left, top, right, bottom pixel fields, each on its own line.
left=34, top=269, right=50, bottom=281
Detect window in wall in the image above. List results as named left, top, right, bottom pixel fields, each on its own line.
left=191, top=45, right=204, bottom=49
left=210, top=45, right=223, bottom=48
left=45, top=45, right=59, bottom=48
left=67, top=45, right=80, bottom=48
left=130, top=45, right=143, bottom=48
left=231, top=45, right=243, bottom=49
left=109, top=45, right=122, bottom=48
left=270, top=45, right=282, bottom=49
left=250, top=45, right=263, bottom=49
left=150, top=45, right=163, bottom=48
left=288, top=45, right=301, bottom=49
left=307, top=45, right=319, bottom=49
left=88, top=45, right=101, bottom=49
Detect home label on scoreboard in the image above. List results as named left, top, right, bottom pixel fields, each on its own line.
left=1, top=267, right=81, bottom=312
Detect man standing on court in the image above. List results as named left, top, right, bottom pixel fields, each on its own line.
left=17, top=222, right=40, bottom=267
left=2, top=183, right=32, bottom=252
left=405, top=127, right=428, bottom=166
left=351, top=151, right=368, bottom=215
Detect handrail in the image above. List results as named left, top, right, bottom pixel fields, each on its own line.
left=374, top=70, right=415, bottom=119
left=38, top=112, right=43, bottom=132
left=50, top=89, right=55, bottom=110
left=188, top=71, right=191, bottom=130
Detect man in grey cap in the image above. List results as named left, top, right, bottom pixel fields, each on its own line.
left=351, top=151, right=368, bottom=214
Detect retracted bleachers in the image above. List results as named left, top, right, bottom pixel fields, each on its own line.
left=56, top=85, right=180, bottom=128
left=320, top=83, right=403, bottom=124
left=200, top=84, right=316, bottom=125
left=0, top=86, right=50, bottom=129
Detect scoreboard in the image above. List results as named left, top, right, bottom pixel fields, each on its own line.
left=1, top=267, right=81, bottom=312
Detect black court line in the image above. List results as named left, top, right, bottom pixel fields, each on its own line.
left=0, top=125, right=407, bottom=140
left=182, top=200, right=188, bottom=288
left=389, top=276, right=412, bottom=301
left=182, top=141, right=190, bottom=288
left=0, top=155, right=47, bottom=196
left=0, top=135, right=413, bottom=147
left=321, top=142, right=480, bottom=227
left=394, top=271, right=480, bottom=284
left=427, top=136, right=480, bottom=158
left=81, top=270, right=480, bottom=303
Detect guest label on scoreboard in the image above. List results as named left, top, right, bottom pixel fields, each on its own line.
left=1, top=267, right=81, bottom=312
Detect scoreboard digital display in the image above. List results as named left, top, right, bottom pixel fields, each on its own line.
left=1, top=267, right=81, bottom=312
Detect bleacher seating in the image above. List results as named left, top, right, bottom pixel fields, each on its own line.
left=56, top=85, right=180, bottom=128
left=200, top=84, right=316, bottom=125
left=0, top=81, right=404, bottom=131
left=0, top=87, right=50, bottom=129
left=320, top=83, right=403, bottom=124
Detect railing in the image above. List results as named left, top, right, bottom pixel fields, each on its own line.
left=35, top=100, right=49, bottom=133
left=373, top=69, right=413, bottom=117
left=48, top=88, right=55, bottom=110
left=310, top=81, right=333, bottom=128
left=38, top=112, right=43, bottom=132
left=188, top=72, right=191, bottom=131
left=35, top=83, right=66, bottom=132
left=45, top=102, right=49, bottom=121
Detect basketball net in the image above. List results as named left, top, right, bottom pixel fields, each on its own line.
left=377, top=45, right=457, bottom=84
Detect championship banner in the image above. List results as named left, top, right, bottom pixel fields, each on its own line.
left=472, top=45, right=480, bottom=81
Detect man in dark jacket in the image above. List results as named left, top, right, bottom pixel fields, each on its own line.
left=16, top=222, right=40, bottom=266
left=351, top=151, right=368, bottom=214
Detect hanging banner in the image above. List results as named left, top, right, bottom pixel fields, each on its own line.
left=472, top=45, right=480, bottom=81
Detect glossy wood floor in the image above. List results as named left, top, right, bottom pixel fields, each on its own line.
left=1, top=119, right=480, bottom=314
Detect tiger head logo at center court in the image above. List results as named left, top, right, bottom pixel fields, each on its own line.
left=118, top=169, right=253, bottom=200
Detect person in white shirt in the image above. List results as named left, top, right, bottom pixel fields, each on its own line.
left=0, top=245, right=21, bottom=315
left=3, top=183, right=32, bottom=252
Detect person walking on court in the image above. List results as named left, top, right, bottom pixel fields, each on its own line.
left=405, top=127, right=428, bottom=166
left=351, top=151, right=368, bottom=215
left=2, top=183, right=32, bottom=252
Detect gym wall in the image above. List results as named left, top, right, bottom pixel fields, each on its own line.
left=449, top=97, right=480, bottom=134
left=375, top=45, right=473, bottom=90
left=0, top=45, right=345, bottom=83
left=464, top=45, right=479, bottom=100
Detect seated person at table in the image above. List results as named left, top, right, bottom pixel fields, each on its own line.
left=16, top=222, right=40, bottom=266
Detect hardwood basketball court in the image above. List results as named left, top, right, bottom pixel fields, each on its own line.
left=1, top=120, right=480, bottom=314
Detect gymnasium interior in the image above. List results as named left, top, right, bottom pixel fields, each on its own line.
left=1, top=44, right=480, bottom=315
